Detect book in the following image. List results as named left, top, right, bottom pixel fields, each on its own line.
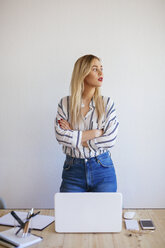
left=0, top=212, right=54, bottom=230
left=0, top=228, right=42, bottom=247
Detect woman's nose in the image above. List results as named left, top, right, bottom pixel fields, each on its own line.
left=98, top=70, right=103, bottom=76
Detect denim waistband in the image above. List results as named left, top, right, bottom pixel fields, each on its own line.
left=66, top=151, right=110, bottom=164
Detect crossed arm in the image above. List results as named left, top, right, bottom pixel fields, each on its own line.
left=58, top=119, right=103, bottom=147
left=55, top=97, right=119, bottom=150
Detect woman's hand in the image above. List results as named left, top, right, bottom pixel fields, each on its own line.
left=81, top=129, right=104, bottom=143
left=58, top=119, right=72, bottom=130
left=82, top=141, right=88, bottom=147
left=95, top=129, right=104, bottom=138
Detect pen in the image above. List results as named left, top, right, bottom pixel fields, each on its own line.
left=15, top=226, right=22, bottom=236
left=27, top=208, right=33, bottom=219
left=22, top=208, right=33, bottom=238
left=10, top=211, right=24, bottom=227
left=20, top=211, right=40, bottom=236
left=30, top=211, right=40, bottom=218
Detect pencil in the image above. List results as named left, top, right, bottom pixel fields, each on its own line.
left=22, top=208, right=33, bottom=237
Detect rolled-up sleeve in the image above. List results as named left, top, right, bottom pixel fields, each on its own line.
left=54, top=97, right=82, bottom=149
left=87, top=98, right=119, bottom=151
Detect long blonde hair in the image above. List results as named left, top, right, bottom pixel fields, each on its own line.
left=70, top=54, right=105, bottom=129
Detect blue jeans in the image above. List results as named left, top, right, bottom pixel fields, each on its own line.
left=60, top=152, right=117, bottom=192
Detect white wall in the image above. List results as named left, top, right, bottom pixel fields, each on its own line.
left=0, top=0, right=164, bottom=208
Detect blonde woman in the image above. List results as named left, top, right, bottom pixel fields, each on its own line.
left=54, top=54, right=119, bottom=192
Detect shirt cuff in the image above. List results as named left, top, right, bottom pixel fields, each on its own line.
left=72, top=130, right=82, bottom=148
left=87, top=139, right=98, bottom=152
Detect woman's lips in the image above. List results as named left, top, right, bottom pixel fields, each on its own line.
left=98, top=77, right=103, bottom=81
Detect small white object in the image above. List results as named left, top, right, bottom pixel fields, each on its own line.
left=124, top=211, right=136, bottom=219
left=125, top=219, right=139, bottom=231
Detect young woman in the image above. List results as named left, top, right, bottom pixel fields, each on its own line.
left=54, top=54, right=119, bottom=192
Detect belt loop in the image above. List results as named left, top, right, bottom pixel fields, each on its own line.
left=108, top=151, right=111, bottom=157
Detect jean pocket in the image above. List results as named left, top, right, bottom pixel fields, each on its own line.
left=63, top=160, right=73, bottom=171
left=97, top=156, right=114, bottom=168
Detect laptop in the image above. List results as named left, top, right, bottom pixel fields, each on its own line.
left=54, top=192, right=122, bottom=233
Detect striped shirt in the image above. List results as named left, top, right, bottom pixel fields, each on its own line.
left=54, top=96, right=119, bottom=159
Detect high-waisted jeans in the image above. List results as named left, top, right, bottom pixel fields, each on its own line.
left=60, top=152, right=117, bottom=192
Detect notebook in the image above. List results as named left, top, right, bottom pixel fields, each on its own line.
left=54, top=192, right=122, bottom=233
left=0, top=228, right=42, bottom=247
left=125, top=219, right=139, bottom=230
left=0, top=212, right=54, bottom=231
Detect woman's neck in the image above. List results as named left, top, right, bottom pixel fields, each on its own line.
left=82, top=87, right=95, bottom=106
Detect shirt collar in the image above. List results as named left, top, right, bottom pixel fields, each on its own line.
left=89, top=97, right=95, bottom=108
left=81, top=97, right=95, bottom=108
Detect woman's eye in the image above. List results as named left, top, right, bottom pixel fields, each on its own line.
left=93, top=68, right=103, bottom=72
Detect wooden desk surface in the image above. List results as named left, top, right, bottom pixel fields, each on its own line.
left=0, top=209, right=165, bottom=248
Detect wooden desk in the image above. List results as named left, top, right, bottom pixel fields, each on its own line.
left=0, top=209, right=165, bottom=248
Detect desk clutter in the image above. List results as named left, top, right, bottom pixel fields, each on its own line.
left=0, top=209, right=164, bottom=248
left=0, top=211, right=54, bottom=231
left=0, top=209, right=54, bottom=247
left=123, top=211, right=156, bottom=235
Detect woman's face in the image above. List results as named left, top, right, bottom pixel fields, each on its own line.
left=84, top=58, right=103, bottom=88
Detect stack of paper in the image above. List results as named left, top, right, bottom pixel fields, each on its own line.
left=0, top=228, right=42, bottom=247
